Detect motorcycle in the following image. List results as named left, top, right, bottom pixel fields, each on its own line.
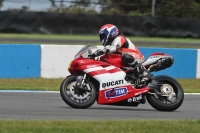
left=60, top=45, right=184, bottom=111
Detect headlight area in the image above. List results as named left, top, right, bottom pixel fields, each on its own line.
left=68, top=61, right=79, bottom=70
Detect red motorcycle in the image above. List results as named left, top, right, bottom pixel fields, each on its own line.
left=60, top=45, right=184, bottom=111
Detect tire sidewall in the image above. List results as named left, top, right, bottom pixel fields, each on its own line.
left=60, top=75, right=97, bottom=109
left=146, top=75, right=184, bottom=111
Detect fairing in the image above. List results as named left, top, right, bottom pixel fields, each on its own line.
left=68, top=46, right=173, bottom=105
left=142, top=52, right=172, bottom=67
left=97, top=85, right=149, bottom=104
left=100, top=53, right=126, bottom=68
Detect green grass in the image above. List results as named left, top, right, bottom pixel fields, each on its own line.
left=0, top=78, right=62, bottom=91
left=177, top=79, right=200, bottom=93
left=0, top=78, right=199, bottom=93
left=0, top=33, right=200, bottom=43
left=0, top=119, right=200, bottom=133
left=0, top=33, right=200, bottom=48
left=0, top=33, right=98, bottom=40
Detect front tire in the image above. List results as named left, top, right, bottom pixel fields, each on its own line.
left=146, top=75, right=184, bottom=111
left=60, top=75, right=97, bottom=109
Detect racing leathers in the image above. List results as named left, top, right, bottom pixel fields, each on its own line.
left=104, top=34, right=152, bottom=83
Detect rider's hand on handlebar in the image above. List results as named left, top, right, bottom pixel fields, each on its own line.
left=88, top=49, right=103, bottom=58
left=96, top=49, right=105, bottom=55
left=93, top=49, right=104, bottom=56
left=88, top=53, right=96, bottom=58
left=88, top=49, right=109, bottom=59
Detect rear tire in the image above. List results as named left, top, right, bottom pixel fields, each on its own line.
left=60, top=75, right=97, bottom=109
left=146, top=75, right=184, bottom=111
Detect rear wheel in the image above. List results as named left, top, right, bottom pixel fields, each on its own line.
left=146, top=75, right=184, bottom=111
left=60, top=75, right=97, bottom=109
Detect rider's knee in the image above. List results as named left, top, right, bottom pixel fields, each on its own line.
left=121, top=53, right=135, bottom=65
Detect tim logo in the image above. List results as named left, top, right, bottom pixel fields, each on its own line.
left=105, top=88, right=128, bottom=98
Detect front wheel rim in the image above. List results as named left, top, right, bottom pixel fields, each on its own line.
left=65, top=81, right=93, bottom=104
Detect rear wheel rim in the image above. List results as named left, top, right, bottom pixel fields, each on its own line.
left=156, top=80, right=180, bottom=104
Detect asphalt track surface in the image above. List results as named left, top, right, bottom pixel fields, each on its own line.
left=0, top=91, right=199, bottom=120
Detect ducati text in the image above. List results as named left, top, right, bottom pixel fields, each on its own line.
left=102, top=80, right=124, bottom=88
left=105, top=88, right=128, bottom=98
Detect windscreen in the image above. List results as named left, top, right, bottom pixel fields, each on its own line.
left=74, top=45, right=97, bottom=59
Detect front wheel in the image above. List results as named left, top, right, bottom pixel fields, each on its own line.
left=146, top=75, right=184, bottom=111
left=60, top=75, right=97, bottom=109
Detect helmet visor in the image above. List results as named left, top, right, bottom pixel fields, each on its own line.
left=99, top=28, right=109, bottom=42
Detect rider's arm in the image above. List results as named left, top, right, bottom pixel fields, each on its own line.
left=106, top=36, right=125, bottom=54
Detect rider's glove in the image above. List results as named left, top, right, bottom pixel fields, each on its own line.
left=94, top=49, right=105, bottom=56
left=104, top=49, right=110, bottom=54
left=88, top=49, right=104, bottom=58
left=88, top=54, right=96, bottom=59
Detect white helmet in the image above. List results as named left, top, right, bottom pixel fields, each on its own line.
left=99, top=24, right=119, bottom=46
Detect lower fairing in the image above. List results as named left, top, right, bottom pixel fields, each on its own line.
left=97, top=85, right=149, bottom=105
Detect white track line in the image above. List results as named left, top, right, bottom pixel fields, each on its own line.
left=0, top=90, right=199, bottom=95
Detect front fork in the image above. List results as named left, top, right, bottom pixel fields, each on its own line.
left=76, top=74, right=87, bottom=88
left=75, top=73, right=91, bottom=92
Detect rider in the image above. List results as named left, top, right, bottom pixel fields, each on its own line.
left=95, top=24, right=152, bottom=83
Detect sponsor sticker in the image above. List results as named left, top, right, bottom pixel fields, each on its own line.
left=149, top=56, right=161, bottom=59
left=127, top=95, right=142, bottom=102
left=105, top=87, right=128, bottom=98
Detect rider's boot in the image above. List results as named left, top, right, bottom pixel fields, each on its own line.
left=121, top=53, right=152, bottom=84
left=130, top=61, right=152, bottom=83
left=137, top=65, right=152, bottom=83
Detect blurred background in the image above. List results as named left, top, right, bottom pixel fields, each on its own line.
left=1, top=0, right=200, bottom=18
left=0, top=0, right=200, bottom=38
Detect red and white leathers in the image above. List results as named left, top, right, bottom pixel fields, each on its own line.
left=105, top=34, right=145, bottom=63
left=98, top=24, right=152, bottom=84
